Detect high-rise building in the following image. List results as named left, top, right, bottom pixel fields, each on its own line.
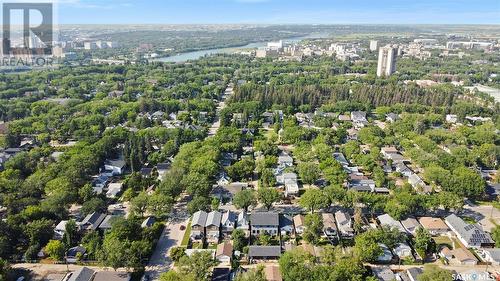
left=377, top=46, right=397, bottom=77
left=369, top=40, right=378, bottom=51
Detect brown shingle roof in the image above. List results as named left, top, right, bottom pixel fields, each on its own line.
left=418, top=217, right=449, bottom=231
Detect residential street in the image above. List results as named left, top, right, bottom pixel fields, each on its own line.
left=145, top=197, right=189, bottom=279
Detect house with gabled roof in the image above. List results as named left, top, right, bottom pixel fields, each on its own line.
left=221, top=211, right=237, bottom=235
left=191, top=210, right=208, bottom=240
left=205, top=211, right=222, bottom=243
left=251, top=212, right=279, bottom=236
left=79, top=212, right=106, bottom=232
left=335, top=210, right=354, bottom=238
left=445, top=214, right=495, bottom=249
left=377, top=214, right=406, bottom=233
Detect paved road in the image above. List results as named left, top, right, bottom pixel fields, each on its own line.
left=145, top=201, right=189, bottom=280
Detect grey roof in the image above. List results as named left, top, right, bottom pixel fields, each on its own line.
left=280, top=214, right=293, bottom=228
left=372, top=266, right=396, bottom=281
left=81, top=212, right=106, bottom=230
left=445, top=214, right=494, bottom=246
left=248, top=246, right=282, bottom=258
left=221, top=211, right=237, bottom=225
left=156, top=162, right=170, bottom=171
left=401, top=217, right=421, bottom=233
left=141, top=217, right=156, bottom=228
left=484, top=248, right=500, bottom=262
left=192, top=210, right=208, bottom=227
left=98, top=215, right=119, bottom=230
left=93, top=272, right=130, bottom=281
left=67, top=267, right=95, bottom=281
left=206, top=211, right=222, bottom=227
left=67, top=246, right=86, bottom=258
left=250, top=212, right=279, bottom=227
left=377, top=214, right=406, bottom=233
left=406, top=268, right=423, bottom=280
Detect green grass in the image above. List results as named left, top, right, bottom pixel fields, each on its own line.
left=463, top=216, right=477, bottom=224
left=433, top=236, right=454, bottom=248
left=181, top=220, right=192, bottom=246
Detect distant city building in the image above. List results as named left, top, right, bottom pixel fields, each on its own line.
left=267, top=40, right=283, bottom=50
left=446, top=41, right=493, bottom=50
left=84, top=42, right=98, bottom=50
left=369, top=40, right=378, bottom=51
left=377, top=45, right=397, bottom=77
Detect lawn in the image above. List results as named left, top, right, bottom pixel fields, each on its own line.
left=181, top=220, right=192, bottom=246
left=433, top=236, right=454, bottom=248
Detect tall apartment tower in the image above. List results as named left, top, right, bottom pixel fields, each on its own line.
left=369, top=40, right=378, bottom=51
left=377, top=46, right=397, bottom=77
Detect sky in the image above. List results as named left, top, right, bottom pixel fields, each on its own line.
left=6, top=0, right=500, bottom=25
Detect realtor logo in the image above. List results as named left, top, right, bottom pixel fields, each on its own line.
left=2, top=2, right=53, bottom=55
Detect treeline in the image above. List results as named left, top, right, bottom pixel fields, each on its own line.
left=232, top=82, right=460, bottom=110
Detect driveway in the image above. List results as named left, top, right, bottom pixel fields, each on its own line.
left=145, top=205, right=189, bottom=280
left=462, top=203, right=500, bottom=232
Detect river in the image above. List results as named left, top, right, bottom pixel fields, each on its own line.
left=153, top=32, right=330, bottom=63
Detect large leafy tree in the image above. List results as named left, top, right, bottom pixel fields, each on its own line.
left=178, top=251, right=218, bottom=281
left=258, top=187, right=281, bottom=210
left=299, top=189, right=329, bottom=213
left=233, top=189, right=257, bottom=212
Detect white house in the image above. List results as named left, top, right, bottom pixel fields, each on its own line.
left=393, top=243, right=413, bottom=259
left=106, top=182, right=123, bottom=198
left=293, top=215, right=305, bottom=235
left=215, top=241, right=233, bottom=263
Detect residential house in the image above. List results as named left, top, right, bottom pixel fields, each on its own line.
left=106, top=182, right=123, bottom=198
left=251, top=212, right=279, bottom=236
left=98, top=215, right=119, bottom=231
left=322, top=213, right=338, bottom=238
left=248, top=246, right=281, bottom=260
left=351, top=111, right=368, bottom=128
left=66, top=246, right=86, bottom=263
left=211, top=182, right=247, bottom=202
left=237, top=212, right=250, bottom=236
left=478, top=248, right=500, bottom=265
left=79, top=212, right=106, bottom=232
left=93, top=272, right=131, bottom=281
left=293, top=215, right=305, bottom=235
left=284, top=173, right=299, bottom=197
left=67, top=267, right=95, bottom=281
left=377, top=214, right=406, bottom=233
left=54, top=220, right=68, bottom=239
left=265, top=266, right=282, bottom=281
left=211, top=268, right=230, bottom=281
left=215, top=241, right=233, bottom=263
left=104, top=159, right=126, bottom=175
left=140, top=167, right=154, bottom=177
left=418, top=217, right=449, bottom=236
left=408, top=173, right=430, bottom=193
left=333, top=153, right=349, bottom=167
left=445, top=214, right=495, bottom=248
left=280, top=214, right=294, bottom=236
left=406, top=268, right=423, bottom=281
left=395, top=163, right=413, bottom=177
left=401, top=217, right=421, bottom=236
left=156, top=162, right=170, bottom=180
left=335, top=211, right=354, bottom=238
left=377, top=244, right=393, bottom=262
left=372, top=266, right=396, bottom=281
left=446, top=114, right=458, bottom=123
left=216, top=173, right=231, bottom=186
left=191, top=210, right=208, bottom=240
left=349, top=174, right=376, bottom=192
left=449, top=248, right=478, bottom=265
left=221, top=211, right=237, bottom=235
left=393, top=243, right=413, bottom=259
left=205, top=211, right=222, bottom=243
left=141, top=217, right=156, bottom=228
left=386, top=113, right=400, bottom=123
left=277, top=153, right=293, bottom=168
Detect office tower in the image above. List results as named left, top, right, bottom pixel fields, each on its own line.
left=369, top=40, right=378, bottom=51
left=377, top=46, right=397, bottom=77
